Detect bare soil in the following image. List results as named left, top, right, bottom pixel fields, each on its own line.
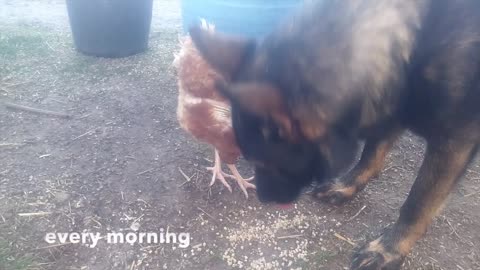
left=1, top=1, right=479, bottom=269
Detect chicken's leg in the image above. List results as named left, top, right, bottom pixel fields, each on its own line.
left=227, top=164, right=256, bottom=198
left=206, top=149, right=234, bottom=192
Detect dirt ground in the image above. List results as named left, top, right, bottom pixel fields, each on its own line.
left=1, top=1, right=480, bottom=270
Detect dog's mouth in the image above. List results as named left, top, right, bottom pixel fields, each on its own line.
left=253, top=166, right=314, bottom=205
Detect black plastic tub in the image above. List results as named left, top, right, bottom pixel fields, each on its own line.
left=66, top=0, right=153, bottom=58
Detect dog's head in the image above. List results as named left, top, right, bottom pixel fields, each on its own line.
left=190, top=27, right=360, bottom=204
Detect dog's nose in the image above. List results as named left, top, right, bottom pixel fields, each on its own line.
left=256, top=191, right=274, bottom=203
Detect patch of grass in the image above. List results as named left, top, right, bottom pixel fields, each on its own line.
left=0, top=240, right=35, bottom=270
left=0, top=24, right=64, bottom=79
left=60, top=55, right=97, bottom=74
left=0, top=22, right=158, bottom=85
left=0, top=25, right=50, bottom=60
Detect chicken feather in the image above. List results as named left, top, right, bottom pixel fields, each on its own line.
left=174, top=21, right=255, bottom=198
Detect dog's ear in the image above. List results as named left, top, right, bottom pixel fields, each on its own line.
left=217, top=81, right=328, bottom=141
left=189, top=26, right=255, bottom=79
left=292, top=107, right=328, bottom=141
left=217, top=81, right=296, bottom=140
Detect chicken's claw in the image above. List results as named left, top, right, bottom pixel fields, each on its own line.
left=226, top=164, right=256, bottom=198
left=206, top=165, right=233, bottom=192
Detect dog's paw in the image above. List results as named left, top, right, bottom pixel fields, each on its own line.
left=313, top=181, right=356, bottom=205
left=351, top=237, right=405, bottom=270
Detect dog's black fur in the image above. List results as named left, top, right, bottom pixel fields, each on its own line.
left=190, top=0, right=480, bottom=269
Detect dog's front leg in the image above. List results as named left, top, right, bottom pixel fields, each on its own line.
left=351, top=139, right=478, bottom=270
left=315, top=128, right=402, bottom=205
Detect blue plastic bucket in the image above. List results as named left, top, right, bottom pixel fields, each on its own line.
left=181, top=0, right=303, bottom=38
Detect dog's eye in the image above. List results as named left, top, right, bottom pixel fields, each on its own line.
left=261, top=126, right=270, bottom=139
left=261, top=124, right=282, bottom=142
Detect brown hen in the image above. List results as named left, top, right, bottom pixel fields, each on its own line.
left=174, top=21, right=255, bottom=198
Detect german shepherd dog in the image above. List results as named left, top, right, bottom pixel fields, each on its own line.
left=190, top=0, right=480, bottom=269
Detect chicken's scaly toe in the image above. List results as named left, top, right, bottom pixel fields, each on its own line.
left=206, top=149, right=234, bottom=192
left=206, top=165, right=233, bottom=192
left=227, top=164, right=256, bottom=198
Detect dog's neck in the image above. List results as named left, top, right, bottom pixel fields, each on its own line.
left=263, top=0, right=430, bottom=134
